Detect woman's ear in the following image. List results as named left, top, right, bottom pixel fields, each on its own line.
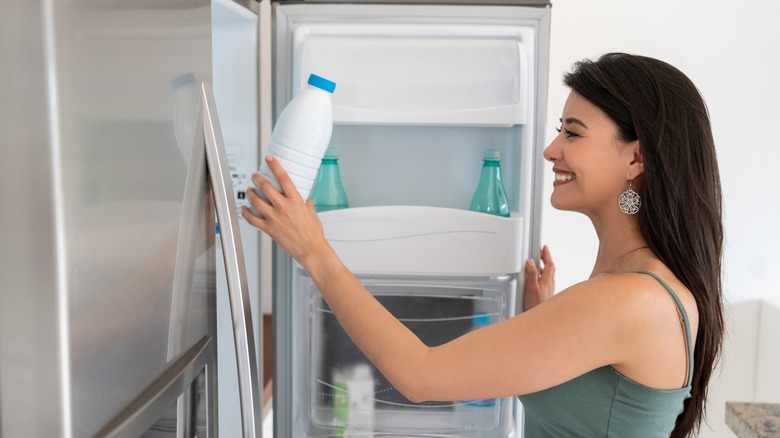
left=627, top=140, right=644, bottom=179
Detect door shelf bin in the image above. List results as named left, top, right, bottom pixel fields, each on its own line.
left=319, top=206, right=524, bottom=276
left=292, top=270, right=517, bottom=437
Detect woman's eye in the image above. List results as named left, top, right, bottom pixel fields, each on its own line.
left=563, top=128, right=580, bottom=138
left=556, top=125, right=579, bottom=138
left=555, top=119, right=580, bottom=138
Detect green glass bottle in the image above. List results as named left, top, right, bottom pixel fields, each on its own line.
left=469, top=150, right=510, bottom=217
left=311, top=148, right=349, bottom=212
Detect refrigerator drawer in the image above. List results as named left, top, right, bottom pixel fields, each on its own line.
left=292, top=269, right=517, bottom=437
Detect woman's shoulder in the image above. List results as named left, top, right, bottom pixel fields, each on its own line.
left=561, top=271, right=670, bottom=300
left=556, top=269, right=695, bottom=327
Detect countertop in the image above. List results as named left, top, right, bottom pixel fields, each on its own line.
left=726, top=402, right=780, bottom=438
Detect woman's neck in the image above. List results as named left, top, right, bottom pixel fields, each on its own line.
left=589, top=213, right=652, bottom=278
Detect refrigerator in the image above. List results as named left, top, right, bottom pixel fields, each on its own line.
left=1, top=0, right=262, bottom=436
left=212, top=1, right=551, bottom=437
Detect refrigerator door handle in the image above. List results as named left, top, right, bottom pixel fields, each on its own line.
left=201, top=82, right=263, bottom=438
left=96, top=336, right=214, bottom=438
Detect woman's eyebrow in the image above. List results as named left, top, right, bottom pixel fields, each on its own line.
left=563, top=117, right=588, bottom=129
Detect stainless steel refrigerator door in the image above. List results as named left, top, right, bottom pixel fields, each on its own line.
left=94, top=83, right=263, bottom=438
left=0, top=0, right=217, bottom=436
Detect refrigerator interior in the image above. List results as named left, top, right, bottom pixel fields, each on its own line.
left=272, top=3, right=550, bottom=437
left=274, top=4, right=543, bottom=218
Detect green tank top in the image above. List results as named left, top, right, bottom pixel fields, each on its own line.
left=517, top=271, right=693, bottom=437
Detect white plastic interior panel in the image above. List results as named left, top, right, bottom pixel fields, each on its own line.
left=292, top=23, right=531, bottom=126
left=320, top=206, right=523, bottom=276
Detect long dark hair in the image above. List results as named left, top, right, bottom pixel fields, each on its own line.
left=563, top=53, right=724, bottom=437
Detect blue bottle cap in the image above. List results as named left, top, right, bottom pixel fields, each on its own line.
left=473, top=312, right=492, bottom=327
left=308, top=74, right=336, bottom=93
left=483, top=149, right=501, bottom=161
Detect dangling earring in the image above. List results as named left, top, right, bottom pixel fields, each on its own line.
left=618, top=180, right=641, bottom=214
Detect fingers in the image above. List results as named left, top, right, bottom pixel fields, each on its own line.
left=241, top=188, right=269, bottom=229
left=523, top=246, right=556, bottom=311
left=525, top=258, right=540, bottom=286
left=249, top=168, right=303, bottom=224
left=539, top=245, right=555, bottom=287
left=241, top=204, right=264, bottom=229
left=525, top=246, right=552, bottom=282
left=540, top=245, right=554, bottom=267
left=263, top=155, right=303, bottom=203
left=305, top=198, right=319, bottom=216
left=523, top=259, right=542, bottom=310
left=250, top=172, right=282, bottom=209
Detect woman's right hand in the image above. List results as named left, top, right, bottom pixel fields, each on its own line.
left=241, top=155, right=334, bottom=270
left=523, top=245, right=555, bottom=311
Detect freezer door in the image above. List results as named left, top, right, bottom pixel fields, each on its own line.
left=0, top=0, right=218, bottom=436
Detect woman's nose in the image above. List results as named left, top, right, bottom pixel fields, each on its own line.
left=543, top=139, right=559, bottom=163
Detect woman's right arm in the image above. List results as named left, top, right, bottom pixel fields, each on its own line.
left=241, top=156, right=617, bottom=403
left=241, top=156, right=435, bottom=401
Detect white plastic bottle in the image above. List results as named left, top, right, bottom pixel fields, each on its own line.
left=255, top=74, right=336, bottom=208
left=333, top=363, right=375, bottom=435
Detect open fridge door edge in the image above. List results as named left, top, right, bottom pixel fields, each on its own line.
left=202, top=82, right=264, bottom=438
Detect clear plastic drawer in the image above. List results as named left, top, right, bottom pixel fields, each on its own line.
left=292, top=268, right=517, bottom=437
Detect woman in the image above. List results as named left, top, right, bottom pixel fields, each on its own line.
left=242, top=52, right=724, bottom=437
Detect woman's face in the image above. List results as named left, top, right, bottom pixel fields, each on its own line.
left=543, top=92, right=641, bottom=217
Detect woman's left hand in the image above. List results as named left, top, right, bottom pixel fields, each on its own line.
left=241, top=155, right=333, bottom=270
left=523, top=245, right=555, bottom=311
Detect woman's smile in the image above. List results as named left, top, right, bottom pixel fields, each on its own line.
left=553, top=169, right=576, bottom=186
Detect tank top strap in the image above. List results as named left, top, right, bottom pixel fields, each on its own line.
left=633, top=271, right=694, bottom=387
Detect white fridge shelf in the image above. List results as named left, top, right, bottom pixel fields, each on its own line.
left=320, top=206, right=524, bottom=276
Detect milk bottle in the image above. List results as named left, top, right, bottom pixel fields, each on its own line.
left=254, top=74, right=336, bottom=211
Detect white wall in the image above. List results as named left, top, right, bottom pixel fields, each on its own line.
left=542, top=0, right=780, bottom=303
left=542, top=1, right=780, bottom=436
